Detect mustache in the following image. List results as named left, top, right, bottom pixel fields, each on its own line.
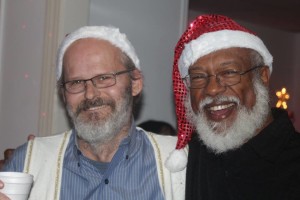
left=75, top=98, right=115, bottom=116
left=199, top=95, right=240, bottom=109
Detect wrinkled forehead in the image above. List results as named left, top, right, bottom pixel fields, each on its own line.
left=63, top=38, right=122, bottom=60
left=188, top=47, right=253, bottom=71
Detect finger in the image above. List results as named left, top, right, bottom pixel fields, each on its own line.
left=0, top=192, right=10, bottom=200
left=27, top=135, right=35, bottom=141
left=0, top=182, right=10, bottom=200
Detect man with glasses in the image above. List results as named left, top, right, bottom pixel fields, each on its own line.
left=0, top=26, right=185, bottom=200
left=166, top=14, right=300, bottom=199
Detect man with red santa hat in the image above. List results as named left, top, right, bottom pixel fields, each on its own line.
left=166, top=14, right=300, bottom=199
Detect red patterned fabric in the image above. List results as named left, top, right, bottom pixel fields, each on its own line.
left=173, top=15, right=255, bottom=149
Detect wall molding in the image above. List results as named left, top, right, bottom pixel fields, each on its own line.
left=38, top=0, right=63, bottom=136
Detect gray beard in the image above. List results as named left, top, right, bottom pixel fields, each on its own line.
left=185, top=78, right=270, bottom=154
left=67, top=87, right=132, bottom=148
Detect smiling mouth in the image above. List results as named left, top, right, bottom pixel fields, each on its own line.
left=78, top=105, right=112, bottom=117
left=86, top=105, right=107, bottom=111
left=208, top=103, right=235, bottom=111
left=205, top=103, right=236, bottom=121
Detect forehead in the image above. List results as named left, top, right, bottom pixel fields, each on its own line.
left=62, top=38, right=124, bottom=77
left=64, top=38, right=121, bottom=59
left=189, top=47, right=252, bottom=71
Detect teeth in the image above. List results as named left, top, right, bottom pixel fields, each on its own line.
left=87, top=106, right=102, bottom=111
left=209, top=103, right=234, bottom=111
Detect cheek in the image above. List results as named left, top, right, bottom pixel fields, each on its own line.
left=190, top=90, right=204, bottom=112
left=237, top=82, right=257, bottom=109
left=241, top=88, right=256, bottom=109
left=65, top=94, right=83, bottom=110
left=111, top=80, right=132, bottom=101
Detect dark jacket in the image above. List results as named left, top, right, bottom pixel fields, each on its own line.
left=186, top=108, right=300, bottom=200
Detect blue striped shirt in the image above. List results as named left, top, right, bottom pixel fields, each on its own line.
left=3, top=123, right=164, bottom=200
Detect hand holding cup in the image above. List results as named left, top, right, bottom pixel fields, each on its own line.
left=0, top=172, right=33, bottom=200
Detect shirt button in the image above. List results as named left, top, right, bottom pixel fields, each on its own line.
left=104, top=179, right=109, bottom=184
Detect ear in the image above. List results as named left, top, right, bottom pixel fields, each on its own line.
left=131, top=70, right=143, bottom=97
left=61, top=88, right=67, bottom=103
left=260, top=66, right=271, bottom=86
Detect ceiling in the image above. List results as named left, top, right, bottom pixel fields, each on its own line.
left=189, top=0, right=300, bottom=32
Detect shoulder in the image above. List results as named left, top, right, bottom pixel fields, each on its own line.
left=148, top=132, right=177, bottom=144
left=3, top=142, right=28, bottom=172
left=280, top=130, right=300, bottom=164
left=31, top=130, right=72, bottom=147
left=138, top=127, right=177, bottom=148
left=34, top=130, right=72, bottom=142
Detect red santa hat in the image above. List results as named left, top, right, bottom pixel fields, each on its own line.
left=165, top=14, right=273, bottom=172
left=56, top=26, right=140, bottom=81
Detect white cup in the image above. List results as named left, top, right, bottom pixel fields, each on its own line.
left=0, top=172, right=33, bottom=200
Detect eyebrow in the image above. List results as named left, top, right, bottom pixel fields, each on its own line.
left=189, top=65, right=205, bottom=71
left=190, top=61, right=241, bottom=70
left=219, top=61, right=240, bottom=67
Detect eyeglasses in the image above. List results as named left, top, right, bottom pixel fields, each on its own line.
left=183, top=66, right=263, bottom=89
left=61, top=68, right=135, bottom=94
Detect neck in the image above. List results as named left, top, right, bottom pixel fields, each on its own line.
left=78, top=122, right=132, bottom=163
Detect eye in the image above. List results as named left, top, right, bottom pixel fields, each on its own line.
left=220, top=69, right=239, bottom=78
left=189, top=73, right=207, bottom=80
left=97, top=74, right=113, bottom=81
left=65, top=80, right=84, bottom=90
left=69, top=80, right=84, bottom=86
left=93, top=74, right=114, bottom=85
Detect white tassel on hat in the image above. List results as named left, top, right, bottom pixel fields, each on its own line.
left=165, top=149, right=188, bottom=172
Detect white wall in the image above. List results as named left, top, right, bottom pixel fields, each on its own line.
left=0, top=0, right=46, bottom=158
left=0, top=0, right=5, bottom=112
left=89, top=0, right=188, bottom=128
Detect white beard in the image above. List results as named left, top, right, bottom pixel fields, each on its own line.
left=67, top=87, right=132, bottom=147
left=185, top=78, right=270, bottom=154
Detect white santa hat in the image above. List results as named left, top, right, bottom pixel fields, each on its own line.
left=56, top=26, right=140, bottom=81
left=165, top=14, right=273, bottom=172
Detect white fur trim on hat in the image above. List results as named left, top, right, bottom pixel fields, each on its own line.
left=56, top=26, right=140, bottom=80
left=178, top=30, right=273, bottom=78
left=165, top=149, right=188, bottom=172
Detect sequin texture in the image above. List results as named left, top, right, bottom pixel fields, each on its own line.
left=173, top=14, right=255, bottom=149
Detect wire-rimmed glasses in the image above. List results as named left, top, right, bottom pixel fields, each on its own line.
left=61, top=68, right=135, bottom=94
left=183, top=66, right=263, bottom=89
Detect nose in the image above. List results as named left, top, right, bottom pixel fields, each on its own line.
left=84, top=80, right=99, bottom=99
left=204, top=75, right=226, bottom=96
